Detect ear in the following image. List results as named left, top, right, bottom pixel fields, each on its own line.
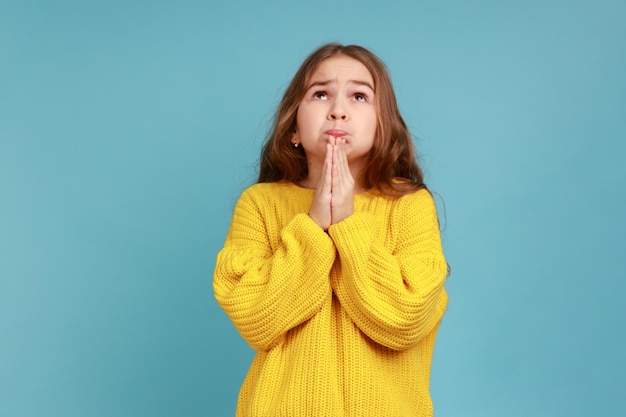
left=291, top=130, right=299, bottom=146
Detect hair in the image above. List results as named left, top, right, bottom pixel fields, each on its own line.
left=258, top=43, right=426, bottom=196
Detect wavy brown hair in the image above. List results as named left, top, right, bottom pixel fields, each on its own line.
left=258, top=43, right=426, bottom=196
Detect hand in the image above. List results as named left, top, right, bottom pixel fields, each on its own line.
left=308, top=141, right=333, bottom=231
left=330, top=137, right=355, bottom=224
left=308, top=136, right=355, bottom=231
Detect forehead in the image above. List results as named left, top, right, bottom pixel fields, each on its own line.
left=308, top=55, right=374, bottom=87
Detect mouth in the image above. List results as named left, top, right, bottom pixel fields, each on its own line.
left=325, top=129, right=348, bottom=138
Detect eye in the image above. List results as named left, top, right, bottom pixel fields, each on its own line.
left=312, top=91, right=328, bottom=100
left=354, top=93, right=368, bottom=102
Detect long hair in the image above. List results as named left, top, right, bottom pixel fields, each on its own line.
left=258, top=43, right=425, bottom=196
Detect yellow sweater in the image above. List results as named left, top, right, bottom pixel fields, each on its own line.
left=214, top=182, right=448, bottom=417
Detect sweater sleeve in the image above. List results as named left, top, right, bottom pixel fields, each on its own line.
left=213, top=188, right=335, bottom=351
left=327, top=189, right=448, bottom=351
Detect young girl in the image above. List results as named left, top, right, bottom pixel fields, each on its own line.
left=214, top=43, right=448, bottom=417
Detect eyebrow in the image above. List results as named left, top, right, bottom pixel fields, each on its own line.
left=306, top=79, right=375, bottom=91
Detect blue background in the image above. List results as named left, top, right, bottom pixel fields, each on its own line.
left=2, top=0, right=625, bottom=416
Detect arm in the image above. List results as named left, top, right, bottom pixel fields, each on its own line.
left=328, top=189, right=448, bottom=351
left=214, top=188, right=335, bottom=351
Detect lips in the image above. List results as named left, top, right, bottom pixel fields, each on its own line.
left=325, top=129, right=348, bottom=137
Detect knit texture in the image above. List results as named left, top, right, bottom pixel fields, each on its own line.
left=214, top=182, right=448, bottom=417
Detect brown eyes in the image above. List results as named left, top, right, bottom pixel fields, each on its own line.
left=311, top=91, right=369, bottom=102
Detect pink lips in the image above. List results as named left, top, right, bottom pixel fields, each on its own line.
left=326, top=129, right=348, bottom=137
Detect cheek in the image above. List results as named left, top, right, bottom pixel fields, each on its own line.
left=295, top=107, right=310, bottom=130
left=366, top=114, right=378, bottom=137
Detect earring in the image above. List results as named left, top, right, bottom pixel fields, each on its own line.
left=292, top=142, right=299, bottom=148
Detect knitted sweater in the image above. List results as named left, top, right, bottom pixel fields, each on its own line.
left=214, top=182, right=448, bottom=417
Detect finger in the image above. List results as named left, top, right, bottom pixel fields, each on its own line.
left=330, top=138, right=355, bottom=225
left=331, top=139, right=340, bottom=183
left=310, top=142, right=333, bottom=231
left=327, top=135, right=335, bottom=180
left=324, top=142, right=333, bottom=189
left=316, top=142, right=332, bottom=196
left=336, top=139, right=349, bottom=179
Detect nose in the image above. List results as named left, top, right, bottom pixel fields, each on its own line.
left=328, top=99, right=348, bottom=121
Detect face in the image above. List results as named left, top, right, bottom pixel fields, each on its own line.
left=292, top=55, right=377, bottom=168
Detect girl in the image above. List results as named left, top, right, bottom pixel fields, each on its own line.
left=214, top=43, right=448, bottom=417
